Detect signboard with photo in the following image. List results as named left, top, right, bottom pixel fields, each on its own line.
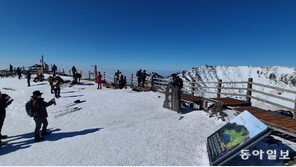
left=207, top=110, right=271, bottom=166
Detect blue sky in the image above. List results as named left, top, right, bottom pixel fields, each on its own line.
left=0, top=0, right=295, bottom=75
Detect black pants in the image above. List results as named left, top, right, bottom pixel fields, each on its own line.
left=137, top=78, right=141, bottom=86
left=141, top=79, right=145, bottom=87
left=50, top=84, right=54, bottom=93
left=0, top=117, right=5, bottom=135
left=97, top=83, right=102, bottom=89
left=34, top=117, right=48, bottom=136
left=54, top=87, right=60, bottom=97
left=27, top=79, right=30, bottom=86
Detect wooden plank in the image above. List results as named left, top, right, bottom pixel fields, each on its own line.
left=233, top=107, right=296, bottom=133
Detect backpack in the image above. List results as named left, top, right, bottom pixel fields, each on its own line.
left=25, top=100, right=35, bottom=117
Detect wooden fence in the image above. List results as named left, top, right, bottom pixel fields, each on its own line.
left=152, top=77, right=296, bottom=119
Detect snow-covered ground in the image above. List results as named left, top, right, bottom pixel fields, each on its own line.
left=0, top=75, right=295, bottom=165
left=0, top=76, right=224, bottom=165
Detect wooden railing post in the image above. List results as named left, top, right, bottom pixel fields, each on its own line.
left=131, top=74, right=133, bottom=85
left=191, top=80, right=195, bottom=96
left=217, top=79, right=222, bottom=98
left=246, top=78, right=253, bottom=104
left=88, top=71, right=91, bottom=79
left=62, top=68, right=65, bottom=75
left=103, top=72, right=106, bottom=82
left=69, top=70, right=71, bottom=76
left=294, top=96, right=296, bottom=119
left=94, top=65, right=97, bottom=83
left=151, top=75, right=154, bottom=90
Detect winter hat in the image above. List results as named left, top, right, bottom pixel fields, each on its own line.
left=33, top=90, right=43, bottom=97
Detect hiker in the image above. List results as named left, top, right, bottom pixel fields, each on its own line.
left=72, top=66, right=77, bottom=76
left=9, top=64, right=13, bottom=73
left=26, top=71, right=31, bottom=87
left=0, top=91, right=13, bottom=140
left=73, top=73, right=81, bottom=83
left=33, top=73, right=40, bottom=82
left=141, top=70, right=147, bottom=87
left=52, top=76, right=64, bottom=98
left=16, top=67, right=22, bottom=79
left=31, top=90, right=56, bottom=142
left=119, top=74, right=124, bottom=89
left=39, top=73, right=45, bottom=81
left=52, top=64, right=57, bottom=77
left=114, top=70, right=120, bottom=86
left=48, top=76, right=54, bottom=94
left=53, top=78, right=62, bottom=98
left=96, top=72, right=102, bottom=89
left=136, top=69, right=142, bottom=86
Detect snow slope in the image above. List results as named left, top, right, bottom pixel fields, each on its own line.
left=179, top=65, right=296, bottom=110
left=0, top=76, right=224, bottom=165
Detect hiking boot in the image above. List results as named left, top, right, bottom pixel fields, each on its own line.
left=0, top=135, right=8, bottom=139
left=34, top=135, right=45, bottom=142
left=41, top=130, right=51, bottom=136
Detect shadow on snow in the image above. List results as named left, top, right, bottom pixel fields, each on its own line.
left=0, top=128, right=103, bottom=157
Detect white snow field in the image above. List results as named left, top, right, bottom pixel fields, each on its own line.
left=0, top=76, right=225, bottom=165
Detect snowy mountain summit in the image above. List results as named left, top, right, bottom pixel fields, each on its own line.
left=180, top=65, right=296, bottom=88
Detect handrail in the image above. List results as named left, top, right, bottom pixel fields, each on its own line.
left=248, top=95, right=296, bottom=112
left=249, top=88, right=296, bottom=103
left=153, top=77, right=167, bottom=81
left=102, top=73, right=296, bottom=114
left=251, top=82, right=296, bottom=94
left=154, top=81, right=168, bottom=85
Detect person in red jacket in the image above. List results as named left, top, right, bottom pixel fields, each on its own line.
left=96, top=72, right=102, bottom=89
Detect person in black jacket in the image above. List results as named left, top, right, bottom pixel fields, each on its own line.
left=72, top=66, right=77, bottom=76
left=31, top=91, right=56, bottom=142
left=9, top=64, right=13, bottom=73
left=53, top=76, right=64, bottom=98
left=16, top=67, right=22, bottom=79
left=0, top=91, right=13, bottom=140
left=141, top=70, right=147, bottom=87
left=52, top=64, right=57, bottom=77
left=26, top=71, right=31, bottom=87
left=136, top=69, right=142, bottom=86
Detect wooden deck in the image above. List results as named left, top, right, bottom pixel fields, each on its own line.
left=181, top=94, right=202, bottom=103
left=212, top=97, right=251, bottom=107
left=130, top=85, right=151, bottom=92
left=234, top=106, right=296, bottom=134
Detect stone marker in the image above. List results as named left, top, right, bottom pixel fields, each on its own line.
left=163, top=83, right=182, bottom=113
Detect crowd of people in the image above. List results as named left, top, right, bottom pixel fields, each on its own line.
left=0, top=64, right=186, bottom=146
left=136, top=69, right=147, bottom=87
left=113, top=70, right=127, bottom=89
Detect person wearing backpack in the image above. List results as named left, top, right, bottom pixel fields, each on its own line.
left=30, top=91, right=56, bottom=142
left=136, top=69, right=142, bottom=86
left=0, top=91, right=13, bottom=140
